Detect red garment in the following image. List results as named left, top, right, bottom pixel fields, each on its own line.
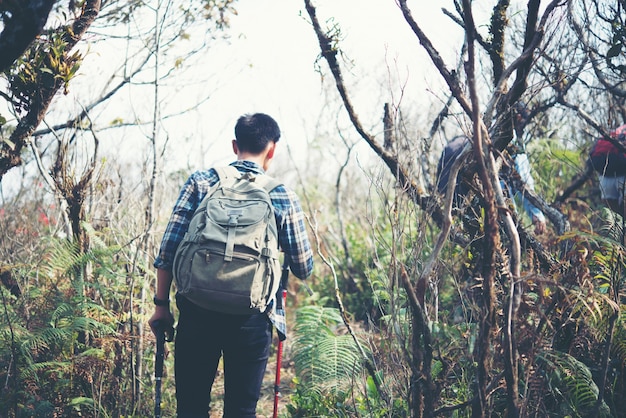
left=591, top=124, right=626, bottom=157
left=592, top=139, right=622, bottom=157
left=589, top=124, right=626, bottom=176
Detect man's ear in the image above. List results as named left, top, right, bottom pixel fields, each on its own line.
left=266, top=141, right=276, bottom=159
left=232, top=139, right=239, bottom=155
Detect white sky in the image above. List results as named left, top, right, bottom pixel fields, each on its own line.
left=176, top=0, right=466, bottom=170
left=2, top=0, right=470, bottom=197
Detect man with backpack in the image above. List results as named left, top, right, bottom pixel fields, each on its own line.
left=588, top=123, right=626, bottom=217
left=149, top=113, right=314, bottom=417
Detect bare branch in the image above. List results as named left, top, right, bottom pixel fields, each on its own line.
left=397, top=0, right=473, bottom=117
left=484, top=0, right=565, bottom=143
left=304, top=0, right=443, bottom=226
left=568, top=1, right=626, bottom=98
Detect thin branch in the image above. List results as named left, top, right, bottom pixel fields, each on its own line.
left=397, top=0, right=473, bottom=117
left=306, top=1, right=418, bottom=190
left=32, top=53, right=150, bottom=137
left=335, top=132, right=357, bottom=269
left=304, top=0, right=446, bottom=226
left=428, top=42, right=468, bottom=138
left=555, top=161, right=594, bottom=204
left=418, top=139, right=469, bottom=289
left=29, top=140, right=73, bottom=239
left=399, top=264, right=435, bottom=417
left=568, top=1, right=626, bottom=98
left=484, top=0, right=564, bottom=136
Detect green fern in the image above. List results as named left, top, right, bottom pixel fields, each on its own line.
left=292, top=305, right=367, bottom=394
left=43, top=237, right=83, bottom=278
left=23, top=360, right=73, bottom=381
left=0, top=235, right=119, bottom=415
left=537, top=350, right=611, bottom=417
left=22, top=326, right=74, bottom=354
left=612, top=306, right=626, bottom=366
left=81, top=221, right=108, bottom=249
left=68, top=396, right=96, bottom=414
left=586, top=227, right=626, bottom=372
left=596, top=208, right=625, bottom=243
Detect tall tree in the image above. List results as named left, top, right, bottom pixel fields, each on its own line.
left=0, top=0, right=102, bottom=180
left=303, top=0, right=624, bottom=416
left=0, top=0, right=238, bottom=415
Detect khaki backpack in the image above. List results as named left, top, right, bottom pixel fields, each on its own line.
left=172, top=166, right=282, bottom=314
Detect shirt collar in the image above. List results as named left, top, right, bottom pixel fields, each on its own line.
left=229, top=160, right=265, bottom=174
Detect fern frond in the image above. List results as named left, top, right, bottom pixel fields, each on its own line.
left=69, top=317, right=114, bottom=336
left=76, top=298, right=116, bottom=324
left=51, top=302, right=75, bottom=324
left=77, top=347, right=106, bottom=360
left=0, top=324, right=35, bottom=365
left=43, top=238, right=82, bottom=277
left=68, top=396, right=95, bottom=411
left=20, top=360, right=73, bottom=381
left=610, top=306, right=626, bottom=367
left=81, top=221, right=107, bottom=249
left=537, top=350, right=611, bottom=417
left=295, top=304, right=345, bottom=330
left=292, top=305, right=367, bottom=394
left=22, top=327, right=74, bottom=355
left=597, top=208, right=625, bottom=243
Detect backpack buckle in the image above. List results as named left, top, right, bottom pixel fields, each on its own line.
left=261, top=247, right=275, bottom=258
left=242, top=172, right=256, bottom=182
left=227, top=209, right=243, bottom=226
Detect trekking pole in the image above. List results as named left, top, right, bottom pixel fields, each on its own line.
left=154, top=320, right=165, bottom=418
left=273, top=262, right=290, bottom=418
left=154, top=320, right=173, bottom=418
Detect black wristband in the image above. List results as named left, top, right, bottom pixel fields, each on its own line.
left=153, top=296, right=170, bottom=306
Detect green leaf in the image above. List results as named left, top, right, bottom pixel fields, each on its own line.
left=69, top=396, right=94, bottom=410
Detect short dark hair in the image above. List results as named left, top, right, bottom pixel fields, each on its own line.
left=234, top=113, right=281, bottom=154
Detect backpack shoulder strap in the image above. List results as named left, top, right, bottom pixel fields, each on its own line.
left=255, top=174, right=282, bottom=194
left=214, top=165, right=241, bottom=183
left=215, top=166, right=282, bottom=193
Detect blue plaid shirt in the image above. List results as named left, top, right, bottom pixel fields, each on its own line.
left=154, top=160, right=313, bottom=340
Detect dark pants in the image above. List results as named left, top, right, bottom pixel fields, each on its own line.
left=174, top=294, right=272, bottom=418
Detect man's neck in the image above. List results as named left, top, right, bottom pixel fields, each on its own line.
left=237, top=152, right=270, bottom=171
left=237, top=154, right=263, bottom=165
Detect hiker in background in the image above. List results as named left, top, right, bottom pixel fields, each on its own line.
left=436, top=106, right=546, bottom=235
left=436, top=135, right=473, bottom=206
left=507, top=103, right=546, bottom=234
left=588, top=123, right=626, bottom=217
left=149, top=113, right=314, bottom=418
